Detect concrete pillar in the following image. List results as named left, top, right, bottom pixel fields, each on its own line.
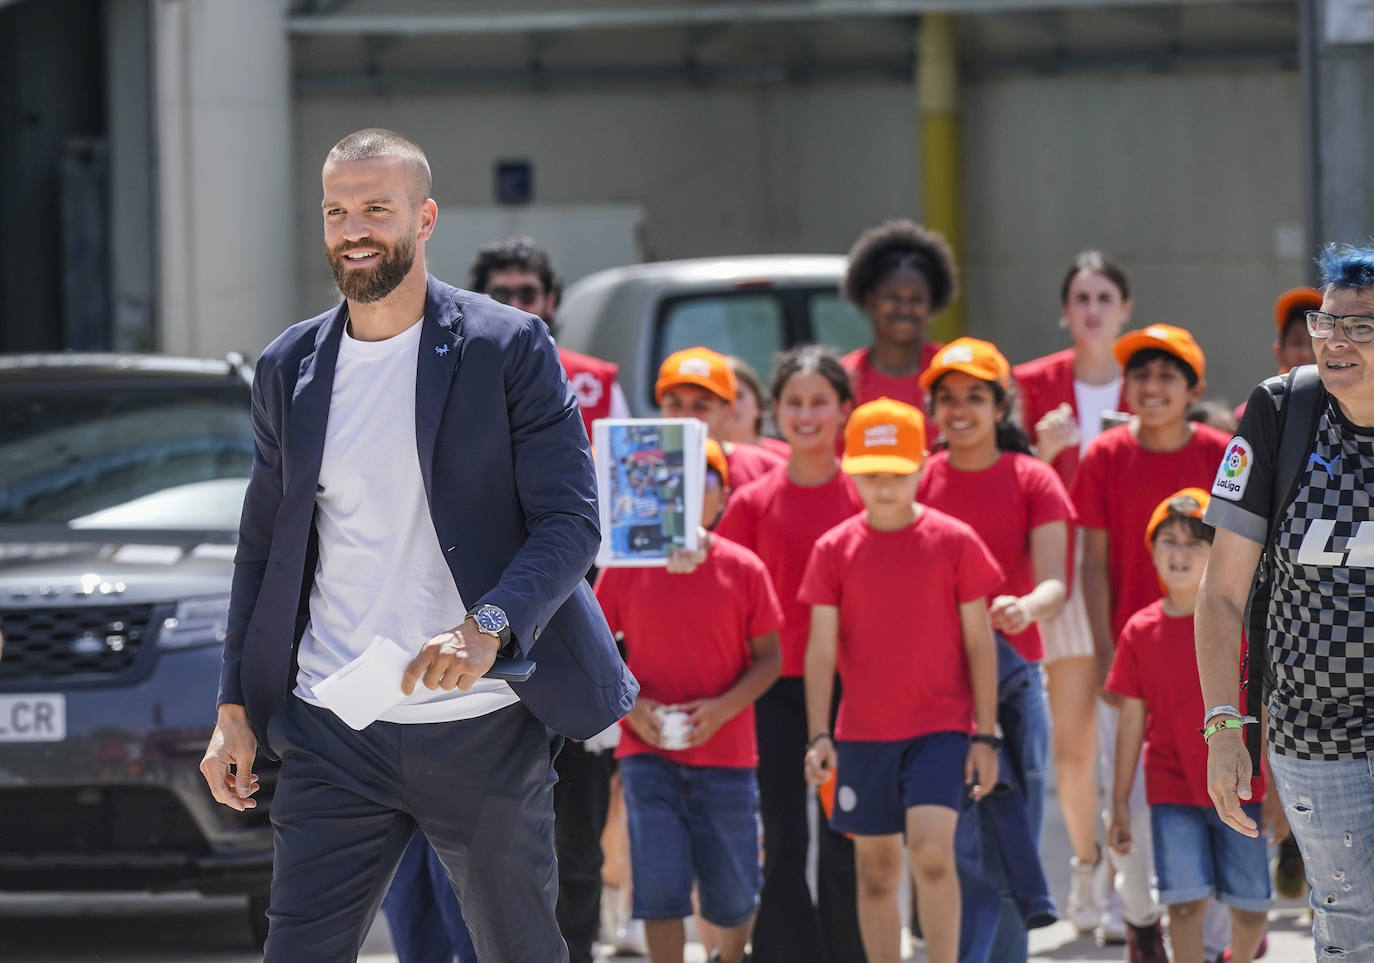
left=1308, top=0, right=1374, bottom=259
left=155, top=0, right=293, bottom=360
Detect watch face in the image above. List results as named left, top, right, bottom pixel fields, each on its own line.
left=475, top=605, right=508, bottom=634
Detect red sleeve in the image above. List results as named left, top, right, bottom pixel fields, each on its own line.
left=956, top=526, right=1005, bottom=605
left=592, top=567, right=625, bottom=635
left=797, top=538, right=840, bottom=607
left=746, top=558, right=786, bottom=639
left=1022, top=457, right=1077, bottom=528
left=714, top=487, right=757, bottom=549
left=1070, top=438, right=1110, bottom=530
left=1105, top=622, right=1145, bottom=699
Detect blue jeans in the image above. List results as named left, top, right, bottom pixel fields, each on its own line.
left=1150, top=803, right=1270, bottom=910
left=957, top=635, right=1054, bottom=963
left=1269, top=750, right=1374, bottom=959
left=620, top=754, right=762, bottom=927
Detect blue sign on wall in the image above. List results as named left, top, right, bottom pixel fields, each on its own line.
left=495, top=159, right=532, bottom=204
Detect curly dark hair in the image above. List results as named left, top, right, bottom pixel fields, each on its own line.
left=467, top=235, right=557, bottom=294
left=843, top=219, right=958, bottom=311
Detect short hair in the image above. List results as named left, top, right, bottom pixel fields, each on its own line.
left=769, top=344, right=854, bottom=405
left=1124, top=347, right=1199, bottom=389
left=1150, top=496, right=1216, bottom=546
left=326, top=128, right=432, bottom=202
left=844, top=220, right=958, bottom=311
left=468, top=235, right=557, bottom=294
left=1317, top=242, right=1374, bottom=291
left=1060, top=249, right=1131, bottom=304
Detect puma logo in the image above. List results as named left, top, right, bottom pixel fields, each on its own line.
left=1309, top=451, right=1340, bottom=479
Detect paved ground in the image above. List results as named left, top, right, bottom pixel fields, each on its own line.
left=0, top=783, right=1316, bottom=961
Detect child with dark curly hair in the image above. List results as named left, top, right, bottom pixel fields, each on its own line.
left=841, top=219, right=959, bottom=411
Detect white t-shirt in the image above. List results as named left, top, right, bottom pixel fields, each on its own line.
left=294, top=318, right=519, bottom=723
left=1074, top=377, right=1124, bottom=454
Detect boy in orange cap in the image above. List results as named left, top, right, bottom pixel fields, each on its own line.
left=1070, top=324, right=1230, bottom=961
left=1272, top=287, right=1321, bottom=375
left=595, top=439, right=783, bottom=963
left=656, top=347, right=783, bottom=488
left=1106, top=489, right=1270, bottom=963
left=799, top=398, right=1001, bottom=963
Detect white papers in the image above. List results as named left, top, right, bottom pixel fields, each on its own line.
left=593, top=418, right=706, bottom=567
left=310, top=635, right=413, bottom=730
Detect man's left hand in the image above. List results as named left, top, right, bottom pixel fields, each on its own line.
left=403, top=620, right=499, bottom=694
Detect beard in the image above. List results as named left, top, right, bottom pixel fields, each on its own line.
left=326, top=234, right=416, bottom=303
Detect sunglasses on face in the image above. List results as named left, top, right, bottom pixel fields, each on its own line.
left=1306, top=310, right=1374, bottom=344
left=487, top=284, right=544, bottom=307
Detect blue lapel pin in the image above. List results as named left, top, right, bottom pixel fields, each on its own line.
left=435, top=343, right=450, bottom=357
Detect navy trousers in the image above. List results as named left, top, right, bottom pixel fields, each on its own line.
left=263, top=696, right=567, bottom=962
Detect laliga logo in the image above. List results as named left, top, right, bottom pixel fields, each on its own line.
left=1222, top=442, right=1248, bottom=479
left=864, top=423, right=900, bottom=448
left=677, top=358, right=713, bottom=378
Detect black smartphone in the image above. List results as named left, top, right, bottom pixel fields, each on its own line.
left=485, top=657, right=536, bottom=683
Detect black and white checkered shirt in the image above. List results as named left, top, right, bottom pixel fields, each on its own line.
left=1208, top=381, right=1374, bottom=761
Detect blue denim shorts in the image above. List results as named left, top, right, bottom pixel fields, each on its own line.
left=1150, top=803, right=1272, bottom=911
left=619, top=754, right=761, bottom=927
left=831, top=731, right=969, bottom=836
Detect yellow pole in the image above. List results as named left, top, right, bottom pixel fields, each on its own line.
left=917, top=13, right=964, bottom=342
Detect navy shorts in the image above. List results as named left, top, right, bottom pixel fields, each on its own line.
left=1151, top=803, right=1272, bottom=911
left=619, top=754, right=761, bottom=927
left=830, top=731, right=969, bottom=836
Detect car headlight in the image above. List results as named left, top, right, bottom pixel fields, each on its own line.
left=158, top=595, right=230, bottom=650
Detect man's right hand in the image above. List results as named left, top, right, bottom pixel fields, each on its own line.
left=201, top=704, right=260, bottom=811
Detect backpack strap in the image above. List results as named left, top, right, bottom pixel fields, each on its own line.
left=1243, top=363, right=1325, bottom=768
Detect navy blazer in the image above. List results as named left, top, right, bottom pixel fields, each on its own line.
left=218, top=275, right=637, bottom=755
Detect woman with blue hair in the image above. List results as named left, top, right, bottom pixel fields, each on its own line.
left=1197, top=242, right=1374, bottom=959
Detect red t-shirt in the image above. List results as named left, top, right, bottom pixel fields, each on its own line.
left=724, top=442, right=786, bottom=489
left=917, top=451, right=1076, bottom=661
left=759, top=436, right=791, bottom=459
left=1070, top=423, right=1230, bottom=638
left=716, top=465, right=865, bottom=677
left=797, top=509, right=1003, bottom=741
left=594, top=537, right=784, bottom=768
left=1012, top=349, right=1127, bottom=490
left=841, top=342, right=945, bottom=410
left=1106, top=601, right=1265, bottom=807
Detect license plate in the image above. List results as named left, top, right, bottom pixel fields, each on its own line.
left=0, top=694, right=66, bottom=741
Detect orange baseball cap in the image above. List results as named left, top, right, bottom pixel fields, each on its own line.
left=842, top=398, right=927, bottom=475
left=918, top=337, right=1012, bottom=391
left=1145, top=487, right=1211, bottom=549
left=1274, top=287, right=1323, bottom=332
left=704, top=437, right=729, bottom=487
left=655, top=347, right=737, bottom=404
left=1113, top=323, right=1206, bottom=383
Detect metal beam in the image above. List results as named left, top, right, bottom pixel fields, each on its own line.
left=287, top=1, right=1290, bottom=37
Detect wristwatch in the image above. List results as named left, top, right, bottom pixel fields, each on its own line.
left=467, top=604, right=516, bottom=657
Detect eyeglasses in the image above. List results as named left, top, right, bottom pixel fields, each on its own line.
left=487, top=284, right=544, bottom=307
left=1306, top=310, right=1374, bottom=344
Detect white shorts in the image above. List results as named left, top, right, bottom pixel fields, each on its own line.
left=1041, top=530, right=1096, bottom=664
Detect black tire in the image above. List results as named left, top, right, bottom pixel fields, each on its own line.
left=247, top=893, right=270, bottom=949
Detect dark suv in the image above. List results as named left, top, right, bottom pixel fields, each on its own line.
left=0, top=354, right=274, bottom=945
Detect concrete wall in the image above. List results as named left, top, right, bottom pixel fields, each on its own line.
left=962, top=66, right=1307, bottom=408
left=291, top=81, right=920, bottom=320
left=291, top=63, right=1303, bottom=407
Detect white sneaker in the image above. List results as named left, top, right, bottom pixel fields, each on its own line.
left=1095, top=892, right=1126, bottom=947
left=1067, top=855, right=1102, bottom=934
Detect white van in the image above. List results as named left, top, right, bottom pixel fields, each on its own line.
left=554, top=255, right=871, bottom=416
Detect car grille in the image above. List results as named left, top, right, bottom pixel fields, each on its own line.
left=0, top=604, right=157, bottom=684
left=0, top=785, right=208, bottom=856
